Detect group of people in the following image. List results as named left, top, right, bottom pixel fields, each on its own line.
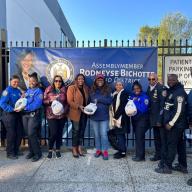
left=0, top=71, right=192, bottom=186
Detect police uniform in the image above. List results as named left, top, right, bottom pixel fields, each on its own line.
left=22, top=87, right=43, bottom=159
left=162, top=82, right=187, bottom=170
left=0, top=86, right=22, bottom=157
left=147, top=83, right=167, bottom=160
left=130, top=92, right=149, bottom=161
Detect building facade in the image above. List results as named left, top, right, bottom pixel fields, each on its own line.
left=0, top=0, right=76, bottom=46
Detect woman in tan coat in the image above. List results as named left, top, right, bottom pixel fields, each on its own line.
left=67, top=74, right=89, bottom=158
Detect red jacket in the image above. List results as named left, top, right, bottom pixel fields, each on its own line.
left=43, top=85, right=69, bottom=119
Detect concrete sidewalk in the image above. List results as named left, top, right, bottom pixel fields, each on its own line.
left=0, top=148, right=191, bottom=192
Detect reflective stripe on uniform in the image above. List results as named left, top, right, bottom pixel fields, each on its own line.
left=169, top=97, right=183, bottom=127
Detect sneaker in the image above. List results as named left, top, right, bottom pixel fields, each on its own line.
left=113, top=152, right=126, bottom=159
left=47, top=151, right=53, bottom=159
left=103, top=150, right=109, bottom=160
left=172, top=163, right=188, bottom=174
left=94, top=150, right=102, bottom=158
left=56, top=151, right=61, bottom=158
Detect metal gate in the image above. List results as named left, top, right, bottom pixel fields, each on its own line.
left=0, top=39, right=192, bottom=147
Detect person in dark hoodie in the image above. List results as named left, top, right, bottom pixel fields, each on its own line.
left=187, top=88, right=192, bottom=186
left=155, top=74, right=188, bottom=174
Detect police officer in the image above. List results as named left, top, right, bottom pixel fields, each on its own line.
left=22, top=72, right=43, bottom=162
left=0, top=75, right=23, bottom=159
left=155, top=74, right=188, bottom=174
left=147, top=73, right=167, bottom=161
left=187, top=86, right=192, bottom=185
left=130, top=81, right=149, bottom=161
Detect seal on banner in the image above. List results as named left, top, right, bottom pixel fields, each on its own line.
left=46, top=58, right=74, bottom=86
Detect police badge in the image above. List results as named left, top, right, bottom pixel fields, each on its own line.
left=46, top=58, right=74, bottom=86
left=153, top=89, right=158, bottom=98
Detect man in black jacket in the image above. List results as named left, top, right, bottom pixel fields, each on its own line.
left=187, top=89, right=192, bottom=186
left=147, top=73, right=167, bottom=161
left=155, top=74, right=188, bottom=174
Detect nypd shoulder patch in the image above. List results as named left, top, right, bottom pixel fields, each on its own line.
left=2, top=90, right=8, bottom=96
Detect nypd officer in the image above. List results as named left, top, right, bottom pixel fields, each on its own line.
left=22, top=72, right=43, bottom=162
left=130, top=81, right=149, bottom=161
left=155, top=74, right=188, bottom=174
left=186, top=84, right=192, bottom=186
left=147, top=73, right=167, bottom=161
left=0, top=75, right=23, bottom=159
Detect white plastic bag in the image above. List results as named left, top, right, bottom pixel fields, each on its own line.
left=14, top=98, right=27, bottom=111
left=125, top=100, right=137, bottom=117
left=51, top=100, right=64, bottom=115
left=83, top=103, right=97, bottom=115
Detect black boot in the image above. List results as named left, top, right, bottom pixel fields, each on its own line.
left=155, top=164, right=172, bottom=174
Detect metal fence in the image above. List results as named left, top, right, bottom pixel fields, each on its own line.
left=0, top=39, right=192, bottom=148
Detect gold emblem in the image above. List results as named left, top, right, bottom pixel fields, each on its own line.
left=46, top=58, right=74, bottom=86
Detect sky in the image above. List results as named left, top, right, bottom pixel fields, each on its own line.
left=58, top=0, right=192, bottom=42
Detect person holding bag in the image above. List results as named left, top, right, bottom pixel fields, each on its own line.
left=67, top=74, right=89, bottom=158
left=44, top=75, right=68, bottom=159
left=108, top=78, right=130, bottom=159
left=22, top=72, right=43, bottom=162
left=89, top=74, right=112, bottom=160
left=130, top=81, right=149, bottom=162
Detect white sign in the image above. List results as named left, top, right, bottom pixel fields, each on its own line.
left=164, top=56, right=192, bottom=91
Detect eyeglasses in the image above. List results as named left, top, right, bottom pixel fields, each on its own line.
left=148, top=78, right=155, bottom=81
left=54, top=80, right=62, bottom=83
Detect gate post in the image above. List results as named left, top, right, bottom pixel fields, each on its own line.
left=0, top=28, right=7, bottom=147
left=104, top=39, right=108, bottom=47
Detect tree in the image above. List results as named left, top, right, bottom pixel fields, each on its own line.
left=138, top=12, right=192, bottom=44
left=138, top=25, right=159, bottom=44
left=158, top=12, right=192, bottom=43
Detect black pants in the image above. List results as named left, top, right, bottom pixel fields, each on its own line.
left=71, top=113, right=87, bottom=146
left=132, top=115, right=148, bottom=159
left=164, top=126, right=187, bottom=168
left=22, top=111, right=41, bottom=156
left=159, top=127, right=167, bottom=166
left=47, top=118, right=66, bottom=150
left=2, top=112, right=23, bottom=156
left=116, top=133, right=126, bottom=153
left=153, top=126, right=161, bottom=158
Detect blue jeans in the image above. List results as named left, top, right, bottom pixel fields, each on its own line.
left=90, top=119, right=109, bottom=151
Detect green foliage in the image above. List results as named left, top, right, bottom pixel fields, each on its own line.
left=158, top=12, right=192, bottom=44
left=138, top=25, right=159, bottom=44
left=138, top=12, right=192, bottom=44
